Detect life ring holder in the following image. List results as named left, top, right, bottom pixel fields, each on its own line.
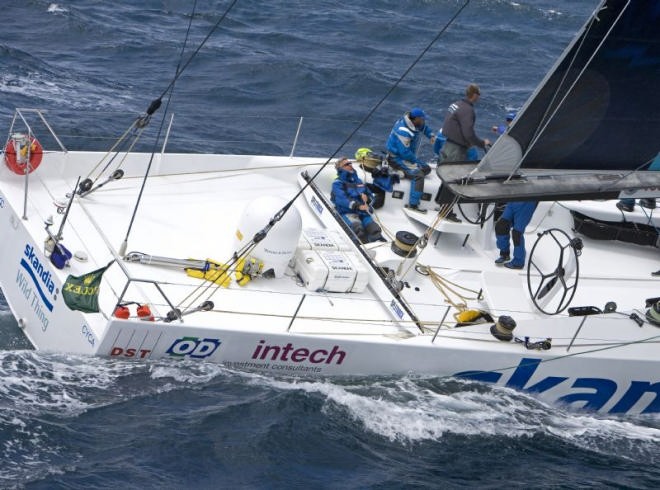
left=4, top=133, right=43, bottom=175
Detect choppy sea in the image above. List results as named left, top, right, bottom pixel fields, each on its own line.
left=1, top=1, right=659, bottom=488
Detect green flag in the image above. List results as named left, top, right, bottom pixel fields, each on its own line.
left=62, top=261, right=114, bottom=313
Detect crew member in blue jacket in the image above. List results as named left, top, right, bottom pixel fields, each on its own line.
left=494, top=201, right=538, bottom=269
left=386, top=108, right=435, bottom=213
left=492, top=111, right=516, bottom=135
left=331, top=157, right=383, bottom=243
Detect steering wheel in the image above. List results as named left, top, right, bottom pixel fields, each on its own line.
left=526, top=228, right=583, bottom=315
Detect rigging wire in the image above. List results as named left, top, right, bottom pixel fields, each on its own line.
left=168, top=0, right=473, bottom=314
left=335, top=165, right=479, bottom=318
left=155, top=0, right=239, bottom=103
left=84, top=123, right=140, bottom=182
left=107, top=0, right=473, bottom=317
left=253, top=0, right=472, bottom=239
left=119, top=0, right=232, bottom=257
left=507, top=0, right=630, bottom=181
left=194, top=0, right=473, bottom=304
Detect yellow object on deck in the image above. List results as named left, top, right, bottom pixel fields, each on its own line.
left=455, top=309, right=482, bottom=323
left=185, top=259, right=231, bottom=287
left=235, top=256, right=264, bottom=287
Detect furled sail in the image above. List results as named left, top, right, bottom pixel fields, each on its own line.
left=437, top=0, right=660, bottom=202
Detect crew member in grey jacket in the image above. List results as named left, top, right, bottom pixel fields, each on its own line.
left=437, top=83, right=491, bottom=165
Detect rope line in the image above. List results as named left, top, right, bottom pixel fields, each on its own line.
left=211, top=0, right=473, bottom=302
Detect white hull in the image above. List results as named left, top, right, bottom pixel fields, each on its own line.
left=1, top=145, right=658, bottom=415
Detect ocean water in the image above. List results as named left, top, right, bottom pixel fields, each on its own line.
left=1, top=1, right=659, bottom=488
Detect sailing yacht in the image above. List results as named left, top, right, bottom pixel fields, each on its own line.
left=0, top=0, right=657, bottom=415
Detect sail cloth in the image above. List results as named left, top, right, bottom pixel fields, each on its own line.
left=438, top=0, right=660, bottom=202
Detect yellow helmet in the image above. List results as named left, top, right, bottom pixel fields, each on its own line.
left=355, top=147, right=373, bottom=161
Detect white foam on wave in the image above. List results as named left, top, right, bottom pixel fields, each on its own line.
left=47, top=3, right=68, bottom=14
left=0, top=351, right=145, bottom=484
left=149, top=359, right=228, bottom=384
left=260, top=376, right=541, bottom=442
left=0, top=351, right=151, bottom=419
left=0, top=354, right=238, bottom=485
left=255, top=375, right=660, bottom=457
left=0, top=71, right=133, bottom=111
left=501, top=1, right=564, bottom=19
left=544, top=412, right=660, bottom=461
left=0, top=353, right=243, bottom=421
left=544, top=9, right=563, bottom=17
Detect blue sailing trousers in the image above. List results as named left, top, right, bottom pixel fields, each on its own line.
left=495, top=201, right=538, bottom=267
left=387, top=157, right=429, bottom=206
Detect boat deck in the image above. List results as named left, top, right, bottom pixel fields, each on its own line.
left=0, top=150, right=658, bottom=359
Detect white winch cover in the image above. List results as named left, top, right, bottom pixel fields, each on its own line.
left=235, top=196, right=302, bottom=278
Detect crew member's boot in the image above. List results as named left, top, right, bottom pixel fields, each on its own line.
left=505, top=242, right=526, bottom=270
left=495, top=249, right=510, bottom=265
left=365, top=222, right=385, bottom=243
left=495, top=233, right=510, bottom=265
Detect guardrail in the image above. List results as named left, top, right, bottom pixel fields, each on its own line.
left=6, top=109, right=68, bottom=219
left=1, top=108, right=395, bottom=158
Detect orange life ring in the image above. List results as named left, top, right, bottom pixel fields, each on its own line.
left=4, top=134, right=43, bottom=175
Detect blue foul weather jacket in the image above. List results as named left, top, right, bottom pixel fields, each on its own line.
left=331, top=169, right=373, bottom=216
left=386, top=113, right=434, bottom=165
